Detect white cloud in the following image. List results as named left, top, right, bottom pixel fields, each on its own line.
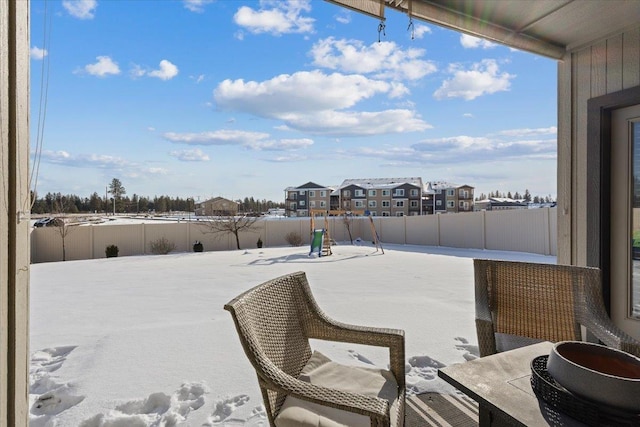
left=335, top=11, right=351, bottom=24
left=130, top=65, right=146, bottom=79
left=215, top=70, right=401, bottom=117
left=434, top=59, right=514, bottom=100
left=460, top=34, right=497, bottom=49
left=41, top=150, right=128, bottom=168
left=162, top=130, right=270, bottom=146
left=148, top=60, right=179, bottom=80
left=496, top=126, right=557, bottom=137
left=281, top=109, right=431, bottom=136
left=164, top=131, right=313, bottom=152
left=336, top=127, right=556, bottom=168
left=169, top=149, right=210, bottom=161
left=246, top=138, right=314, bottom=151
left=30, top=46, right=48, bottom=60
left=412, top=25, right=431, bottom=39
left=62, top=0, right=97, bottom=19
left=213, top=70, right=429, bottom=136
left=233, top=0, right=314, bottom=35
left=463, top=113, right=474, bottom=118
left=310, top=38, right=436, bottom=81
left=183, top=0, right=214, bottom=13
left=83, top=56, right=120, bottom=77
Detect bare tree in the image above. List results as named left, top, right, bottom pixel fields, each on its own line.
left=200, top=215, right=261, bottom=250
left=50, top=196, right=78, bottom=261
left=343, top=213, right=354, bottom=244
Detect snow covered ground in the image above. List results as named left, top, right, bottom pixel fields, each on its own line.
left=29, top=243, right=555, bottom=426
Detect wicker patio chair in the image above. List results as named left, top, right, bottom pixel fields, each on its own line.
left=224, top=271, right=405, bottom=427
left=474, top=259, right=640, bottom=357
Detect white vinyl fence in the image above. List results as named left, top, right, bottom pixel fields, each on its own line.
left=30, top=208, right=557, bottom=263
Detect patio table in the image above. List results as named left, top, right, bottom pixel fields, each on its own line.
left=438, top=341, right=586, bottom=426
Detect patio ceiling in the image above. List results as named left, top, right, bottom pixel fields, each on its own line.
left=326, top=0, right=640, bottom=60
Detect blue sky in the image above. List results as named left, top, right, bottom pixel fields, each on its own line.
left=30, top=0, right=558, bottom=203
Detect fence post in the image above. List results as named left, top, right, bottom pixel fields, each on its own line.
left=482, top=210, right=487, bottom=250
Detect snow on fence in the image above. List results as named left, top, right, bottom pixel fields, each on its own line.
left=30, top=207, right=557, bottom=263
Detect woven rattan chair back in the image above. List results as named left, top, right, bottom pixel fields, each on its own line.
left=474, top=259, right=602, bottom=356
left=224, top=271, right=317, bottom=423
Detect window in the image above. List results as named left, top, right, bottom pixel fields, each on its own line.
left=368, top=200, right=377, bottom=207
left=382, top=211, right=390, bottom=216
left=309, top=190, right=315, bottom=197
left=410, top=189, right=419, bottom=197
left=396, top=200, right=404, bottom=207
left=410, top=200, right=418, bottom=207
left=436, top=200, right=442, bottom=206
left=354, top=200, right=364, bottom=208
left=290, top=193, right=297, bottom=200
left=300, top=200, right=306, bottom=206
left=447, top=201, right=455, bottom=208
left=382, top=200, right=390, bottom=207
left=368, top=190, right=377, bottom=197
left=355, top=189, right=365, bottom=197
left=382, top=190, right=390, bottom=196
left=310, top=201, right=316, bottom=208
left=369, top=211, right=377, bottom=216
left=300, top=190, right=306, bottom=195
left=394, top=189, right=405, bottom=196
left=436, top=189, right=442, bottom=194
left=290, top=203, right=296, bottom=209
left=343, top=190, right=351, bottom=197
left=459, top=189, right=467, bottom=198
left=320, top=191, right=326, bottom=197
left=343, top=201, right=350, bottom=208
left=447, top=189, right=455, bottom=196
left=396, top=212, right=404, bottom=217
left=320, top=201, right=326, bottom=207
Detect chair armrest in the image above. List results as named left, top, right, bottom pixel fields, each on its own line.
left=262, top=356, right=395, bottom=424
left=304, top=313, right=405, bottom=388
left=582, top=308, right=640, bottom=357
left=475, top=318, right=497, bottom=357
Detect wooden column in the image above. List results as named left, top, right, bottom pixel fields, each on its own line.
left=1, top=0, right=30, bottom=425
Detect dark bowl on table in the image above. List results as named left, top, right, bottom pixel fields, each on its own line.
left=547, top=341, right=640, bottom=412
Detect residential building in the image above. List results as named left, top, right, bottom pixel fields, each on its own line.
left=195, top=197, right=238, bottom=216
left=333, top=177, right=423, bottom=217
left=474, top=197, right=528, bottom=211
left=284, top=182, right=333, bottom=217
left=429, top=182, right=475, bottom=214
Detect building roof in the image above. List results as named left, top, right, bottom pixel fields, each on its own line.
left=339, top=177, right=423, bottom=189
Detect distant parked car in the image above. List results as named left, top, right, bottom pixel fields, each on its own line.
left=46, top=218, right=65, bottom=227
left=33, top=217, right=51, bottom=227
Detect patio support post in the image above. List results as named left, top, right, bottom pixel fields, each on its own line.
left=1, top=0, right=30, bottom=425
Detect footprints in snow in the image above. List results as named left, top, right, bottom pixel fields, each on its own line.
left=454, top=336, right=479, bottom=361
left=79, top=382, right=209, bottom=427
left=29, top=346, right=85, bottom=423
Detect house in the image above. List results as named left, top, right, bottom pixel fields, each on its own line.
left=284, top=182, right=333, bottom=217
left=427, top=182, right=475, bottom=214
left=194, top=197, right=238, bottom=217
left=5, top=2, right=640, bottom=423
left=473, top=197, right=528, bottom=211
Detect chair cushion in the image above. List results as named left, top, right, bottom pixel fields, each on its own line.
left=274, top=351, right=399, bottom=427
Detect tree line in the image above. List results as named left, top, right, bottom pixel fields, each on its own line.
left=31, top=179, right=284, bottom=215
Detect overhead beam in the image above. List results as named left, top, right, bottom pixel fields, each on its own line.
left=325, top=0, right=567, bottom=60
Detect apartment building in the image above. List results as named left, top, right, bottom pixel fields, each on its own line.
left=284, top=182, right=333, bottom=217
left=429, top=182, right=475, bottom=214
left=195, top=197, right=238, bottom=216
left=332, top=177, right=423, bottom=217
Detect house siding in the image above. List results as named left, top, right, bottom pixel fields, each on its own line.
left=561, top=26, right=640, bottom=266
